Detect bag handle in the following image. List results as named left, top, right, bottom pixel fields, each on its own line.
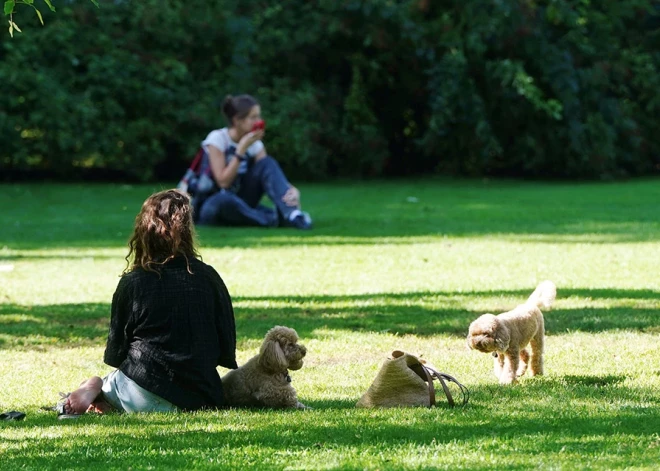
left=421, top=364, right=470, bottom=407
left=418, top=362, right=437, bottom=407
left=189, top=148, right=204, bottom=172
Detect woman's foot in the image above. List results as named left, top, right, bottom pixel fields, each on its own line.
left=64, top=376, right=103, bottom=415
left=87, top=399, right=113, bottom=414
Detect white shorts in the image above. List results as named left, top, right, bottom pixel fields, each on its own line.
left=101, top=370, right=178, bottom=413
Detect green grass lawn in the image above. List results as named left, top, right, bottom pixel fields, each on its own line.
left=0, top=178, right=659, bottom=470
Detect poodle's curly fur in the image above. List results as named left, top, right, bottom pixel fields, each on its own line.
left=221, top=326, right=308, bottom=409
left=466, top=281, right=556, bottom=385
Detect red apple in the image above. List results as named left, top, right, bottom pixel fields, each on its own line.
left=251, top=120, right=266, bottom=132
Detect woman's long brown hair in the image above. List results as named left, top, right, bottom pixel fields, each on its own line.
left=124, top=189, right=200, bottom=274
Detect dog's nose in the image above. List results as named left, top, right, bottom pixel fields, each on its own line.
left=299, top=345, right=307, bottom=356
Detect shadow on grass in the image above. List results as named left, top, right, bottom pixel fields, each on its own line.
left=1, top=179, right=659, bottom=251
left=3, top=379, right=659, bottom=470
left=561, top=374, right=626, bottom=387
left=0, top=303, right=109, bottom=349
left=1, top=288, right=658, bottom=350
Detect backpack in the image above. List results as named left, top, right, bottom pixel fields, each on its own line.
left=176, top=148, right=218, bottom=198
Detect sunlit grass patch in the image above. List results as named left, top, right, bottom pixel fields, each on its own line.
left=0, top=178, right=659, bottom=470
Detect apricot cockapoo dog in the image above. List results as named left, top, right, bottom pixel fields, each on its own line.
left=221, top=326, right=309, bottom=409
left=466, top=281, right=556, bottom=385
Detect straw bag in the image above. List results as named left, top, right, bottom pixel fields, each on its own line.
left=356, top=350, right=469, bottom=408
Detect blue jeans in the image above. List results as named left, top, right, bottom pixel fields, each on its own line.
left=196, top=156, right=297, bottom=227
left=101, top=370, right=178, bottom=414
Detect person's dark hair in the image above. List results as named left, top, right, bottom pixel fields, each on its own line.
left=221, top=94, right=259, bottom=125
left=124, top=189, right=200, bottom=275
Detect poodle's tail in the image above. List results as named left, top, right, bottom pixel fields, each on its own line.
left=526, top=280, right=556, bottom=309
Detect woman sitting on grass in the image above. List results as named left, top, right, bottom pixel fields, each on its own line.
left=57, top=189, right=238, bottom=417
left=189, top=94, right=312, bottom=229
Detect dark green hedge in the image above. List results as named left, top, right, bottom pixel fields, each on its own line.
left=1, top=0, right=659, bottom=181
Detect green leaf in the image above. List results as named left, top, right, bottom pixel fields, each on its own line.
left=33, top=5, right=42, bottom=25
left=90, top=0, right=99, bottom=6
left=41, top=0, right=54, bottom=12
left=23, top=0, right=34, bottom=5
left=4, top=1, right=16, bottom=16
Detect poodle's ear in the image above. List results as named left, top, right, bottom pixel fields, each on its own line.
left=493, top=320, right=510, bottom=351
left=259, top=339, right=287, bottom=372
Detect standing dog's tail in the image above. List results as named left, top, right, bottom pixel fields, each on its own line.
left=526, top=280, right=556, bottom=309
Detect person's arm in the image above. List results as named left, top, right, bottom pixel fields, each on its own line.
left=207, top=145, right=242, bottom=189
left=103, top=277, right=133, bottom=368
left=238, top=130, right=265, bottom=162
left=209, top=267, right=238, bottom=370
left=208, top=130, right=266, bottom=189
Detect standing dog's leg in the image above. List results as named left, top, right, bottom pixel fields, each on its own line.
left=529, top=313, right=545, bottom=376
left=529, top=334, right=544, bottom=376
left=500, top=349, right=520, bottom=384
left=493, top=352, right=505, bottom=380
left=517, top=349, right=530, bottom=377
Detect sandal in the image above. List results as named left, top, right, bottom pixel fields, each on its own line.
left=55, top=392, right=82, bottom=420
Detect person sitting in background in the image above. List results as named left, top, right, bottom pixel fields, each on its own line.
left=190, top=94, right=313, bottom=229
left=57, top=189, right=238, bottom=417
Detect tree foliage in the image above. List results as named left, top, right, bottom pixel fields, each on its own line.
left=1, top=0, right=659, bottom=181
left=4, top=0, right=98, bottom=36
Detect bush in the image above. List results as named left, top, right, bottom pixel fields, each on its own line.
left=1, top=0, right=658, bottom=181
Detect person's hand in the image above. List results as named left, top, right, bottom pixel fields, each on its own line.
left=282, top=186, right=300, bottom=207
left=237, top=130, right=265, bottom=154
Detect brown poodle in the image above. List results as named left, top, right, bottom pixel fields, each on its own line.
left=466, top=281, right=556, bottom=384
left=221, top=326, right=309, bottom=409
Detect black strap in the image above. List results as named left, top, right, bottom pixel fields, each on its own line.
left=417, top=362, right=437, bottom=407
left=422, top=365, right=470, bottom=407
